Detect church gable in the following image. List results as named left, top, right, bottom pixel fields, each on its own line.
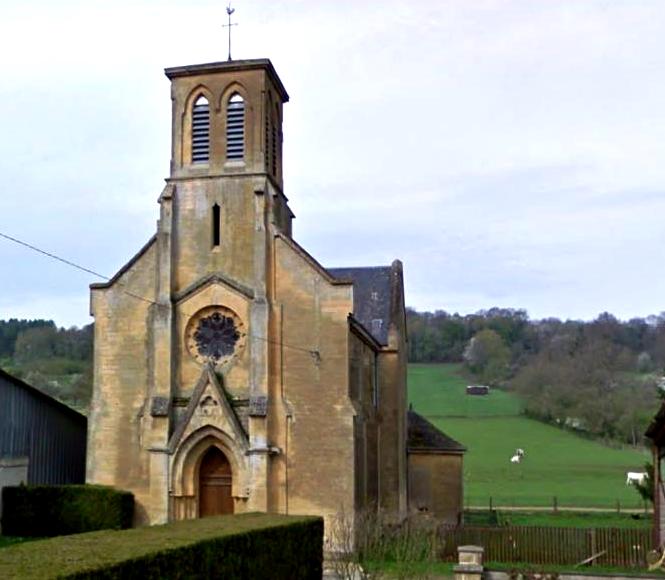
left=174, top=272, right=255, bottom=305
left=169, top=365, right=248, bottom=454
left=90, top=235, right=157, bottom=293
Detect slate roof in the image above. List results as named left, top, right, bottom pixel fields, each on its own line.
left=327, top=266, right=393, bottom=345
left=407, top=410, right=466, bottom=454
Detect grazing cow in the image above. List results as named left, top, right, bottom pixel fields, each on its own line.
left=626, top=471, right=647, bottom=486
left=516, top=448, right=525, bottom=458
left=510, top=454, right=521, bottom=464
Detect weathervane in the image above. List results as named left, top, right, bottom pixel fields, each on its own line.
left=222, top=2, right=238, bottom=61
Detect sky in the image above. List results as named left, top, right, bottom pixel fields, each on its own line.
left=1, top=0, right=665, bottom=328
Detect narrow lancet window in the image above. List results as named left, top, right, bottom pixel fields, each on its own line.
left=191, top=95, right=210, bottom=163
left=212, top=204, right=221, bottom=247
left=226, top=93, right=245, bottom=160
left=271, top=121, right=277, bottom=175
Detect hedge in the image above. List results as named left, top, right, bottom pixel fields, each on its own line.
left=1, top=485, right=134, bottom=537
left=0, top=513, right=323, bottom=579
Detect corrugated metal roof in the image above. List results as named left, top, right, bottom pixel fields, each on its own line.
left=0, top=368, right=87, bottom=484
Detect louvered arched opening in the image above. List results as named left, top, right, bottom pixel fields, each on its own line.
left=264, top=109, right=270, bottom=172
left=226, top=93, right=245, bottom=160
left=191, top=95, right=210, bottom=164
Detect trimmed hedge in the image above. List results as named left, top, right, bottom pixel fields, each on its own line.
left=0, top=513, right=323, bottom=579
left=1, top=485, right=134, bottom=537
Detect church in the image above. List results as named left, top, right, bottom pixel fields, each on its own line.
left=86, top=57, right=462, bottom=529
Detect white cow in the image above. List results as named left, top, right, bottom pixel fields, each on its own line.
left=510, top=454, right=522, bottom=464
left=516, top=448, right=525, bottom=458
left=626, top=471, right=647, bottom=486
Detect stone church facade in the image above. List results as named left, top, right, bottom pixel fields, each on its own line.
left=87, top=58, right=457, bottom=529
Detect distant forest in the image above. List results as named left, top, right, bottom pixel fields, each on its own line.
left=0, top=319, right=92, bottom=412
left=1, top=310, right=664, bottom=445
left=408, top=308, right=665, bottom=445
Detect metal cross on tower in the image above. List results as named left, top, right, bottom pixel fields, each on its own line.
left=222, top=3, right=238, bottom=61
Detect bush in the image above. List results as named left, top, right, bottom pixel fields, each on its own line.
left=327, top=508, right=437, bottom=580
left=0, top=513, right=323, bottom=579
left=1, top=484, right=134, bottom=537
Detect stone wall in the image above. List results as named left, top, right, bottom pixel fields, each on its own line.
left=271, top=235, right=356, bottom=530
left=87, top=241, right=157, bottom=525
left=408, top=452, right=463, bottom=524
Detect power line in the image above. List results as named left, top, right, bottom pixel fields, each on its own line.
left=0, top=229, right=322, bottom=358
left=0, top=232, right=108, bottom=280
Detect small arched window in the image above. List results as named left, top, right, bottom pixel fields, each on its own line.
left=212, top=203, right=221, bottom=247
left=226, top=93, right=245, bottom=160
left=191, top=95, right=210, bottom=164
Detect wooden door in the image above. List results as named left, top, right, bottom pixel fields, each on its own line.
left=198, top=446, right=234, bottom=517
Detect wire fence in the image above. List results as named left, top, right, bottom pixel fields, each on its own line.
left=439, top=524, right=651, bottom=567
left=465, top=495, right=652, bottom=513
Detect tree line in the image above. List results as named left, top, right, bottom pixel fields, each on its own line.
left=407, top=308, right=665, bottom=445
left=2, top=310, right=664, bottom=442
left=0, top=319, right=93, bottom=411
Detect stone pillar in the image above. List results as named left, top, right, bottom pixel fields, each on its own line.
left=146, top=182, right=175, bottom=524
left=454, top=545, right=484, bottom=580
left=245, top=186, right=271, bottom=512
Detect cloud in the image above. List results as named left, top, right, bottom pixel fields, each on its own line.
left=1, top=1, right=665, bottom=325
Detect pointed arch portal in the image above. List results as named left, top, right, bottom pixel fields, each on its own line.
left=198, top=446, right=234, bottom=516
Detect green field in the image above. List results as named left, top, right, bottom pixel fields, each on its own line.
left=465, top=509, right=650, bottom=528
left=408, top=364, right=650, bottom=509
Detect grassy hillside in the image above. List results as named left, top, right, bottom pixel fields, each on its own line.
left=408, top=364, right=650, bottom=509
left=409, top=364, right=522, bottom=417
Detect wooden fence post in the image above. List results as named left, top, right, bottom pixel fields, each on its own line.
left=553, top=496, right=558, bottom=513
left=489, top=496, right=493, bottom=512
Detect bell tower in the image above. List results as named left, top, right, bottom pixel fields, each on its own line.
left=140, top=59, right=295, bottom=519
left=165, top=59, right=289, bottom=188
left=159, top=59, right=294, bottom=296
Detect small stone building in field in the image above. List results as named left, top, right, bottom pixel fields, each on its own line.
left=407, top=409, right=466, bottom=524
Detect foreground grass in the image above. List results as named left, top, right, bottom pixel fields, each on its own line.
left=366, top=559, right=662, bottom=578
left=465, top=509, right=651, bottom=529
left=366, top=560, right=454, bottom=578
left=408, top=364, right=649, bottom=509
left=368, top=560, right=664, bottom=578
left=486, top=561, right=665, bottom=577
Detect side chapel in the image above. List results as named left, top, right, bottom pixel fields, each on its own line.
left=86, top=58, right=459, bottom=528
